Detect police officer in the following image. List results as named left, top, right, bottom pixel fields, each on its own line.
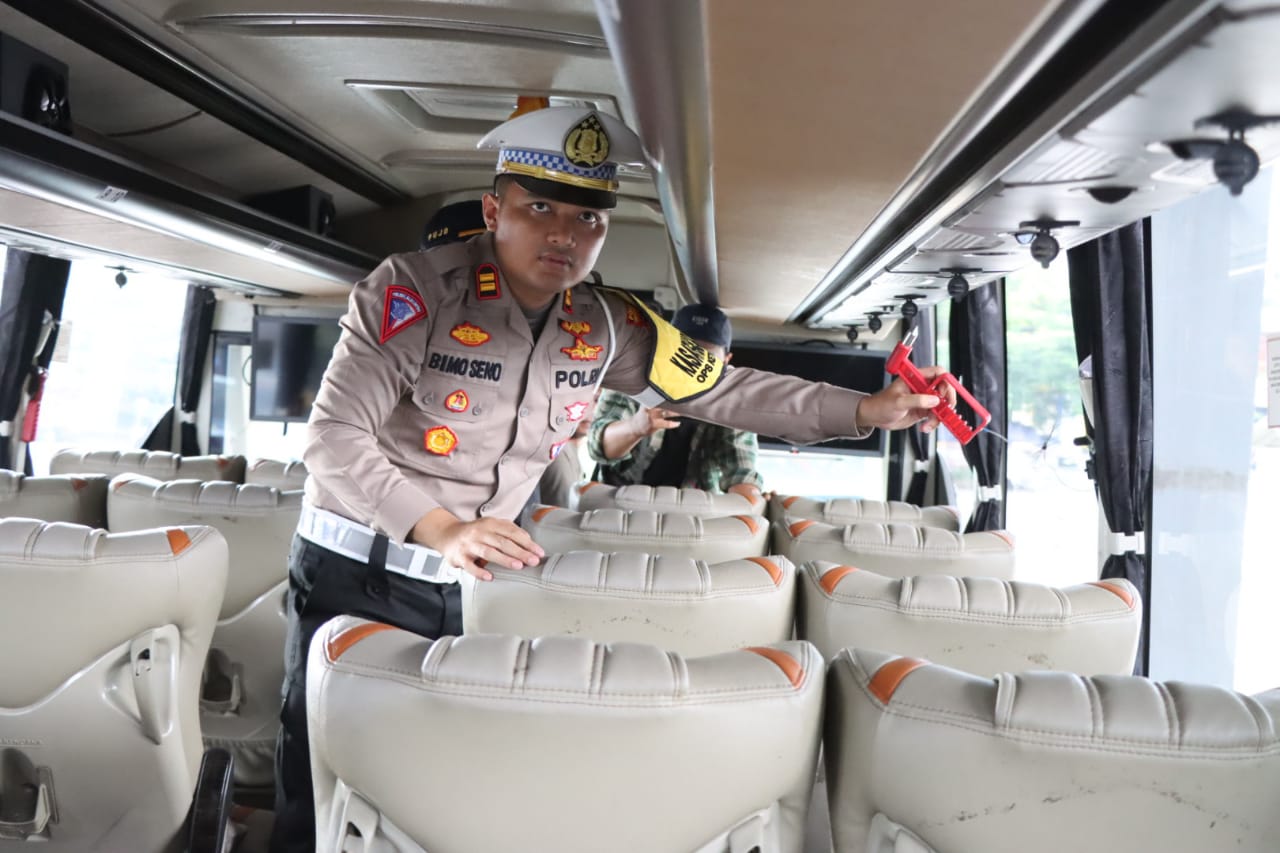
left=419, top=199, right=486, bottom=251
left=272, top=105, right=952, bottom=852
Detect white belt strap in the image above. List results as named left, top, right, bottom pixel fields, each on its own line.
left=297, top=504, right=461, bottom=584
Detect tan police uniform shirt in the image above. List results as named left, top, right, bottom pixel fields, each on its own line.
left=304, top=233, right=870, bottom=543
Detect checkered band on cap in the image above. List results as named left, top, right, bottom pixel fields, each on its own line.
left=497, top=147, right=618, bottom=191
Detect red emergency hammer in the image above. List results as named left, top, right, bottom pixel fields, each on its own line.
left=885, top=328, right=990, bottom=445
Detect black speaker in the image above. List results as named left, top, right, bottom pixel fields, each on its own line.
left=244, top=185, right=337, bottom=237
left=0, top=33, right=71, bottom=134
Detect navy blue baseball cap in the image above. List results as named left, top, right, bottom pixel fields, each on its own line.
left=420, top=200, right=486, bottom=250
left=673, top=303, right=732, bottom=349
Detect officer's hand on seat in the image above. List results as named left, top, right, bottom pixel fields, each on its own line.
left=855, top=366, right=956, bottom=432
left=412, top=509, right=544, bottom=582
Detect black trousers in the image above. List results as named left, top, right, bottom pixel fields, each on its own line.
left=269, top=534, right=463, bottom=853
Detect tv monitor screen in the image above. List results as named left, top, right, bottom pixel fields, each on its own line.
left=250, top=315, right=343, bottom=423
left=728, top=342, right=890, bottom=456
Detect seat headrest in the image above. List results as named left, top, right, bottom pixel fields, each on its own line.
left=826, top=649, right=1280, bottom=852
left=776, top=517, right=1014, bottom=578
left=575, top=482, right=764, bottom=516
left=49, top=448, right=247, bottom=482
left=464, top=550, right=796, bottom=656
left=244, top=457, right=309, bottom=490
left=798, top=563, right=1140, bottom=674
left=108, top=475, right=300, bottom=617
left=769, top=494, right=960, bottom=530
left=527, top=505, right=768, bottom=560
left=308, top=618, right=823, bottom=852
left=0, top=471, right=108, bottom=527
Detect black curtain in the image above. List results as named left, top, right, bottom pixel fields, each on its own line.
left=0, top=250, right=70, bottom=472
left=1067, top=220, right=1153, bottom=675
left=144, top=285, right=216, bottom=455
left=904, top=309, right=937, bottom=506
left=948, top=279, right=1008, bottom=532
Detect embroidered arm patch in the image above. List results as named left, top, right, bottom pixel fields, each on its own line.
left=380, top=285, right=428, bottom=343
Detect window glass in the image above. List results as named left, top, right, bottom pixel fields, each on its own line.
left=28, top=263, right=186, bottom=474
left=933, top=301, right=976, bottom=523
left=1149, top=167, right=1276, bottom=691
left=1003, top=262, right=1097, bottom=587
left=755, top=449, right=883, bottom=499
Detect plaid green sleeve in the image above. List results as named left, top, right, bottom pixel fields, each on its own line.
left=701, top=426, right=764, bottom=491
left=586, top=390, right=642, bottom=465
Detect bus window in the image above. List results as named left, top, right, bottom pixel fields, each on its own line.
left=27, top=263, right=185, bottom=474
left=754, top=449, right=883, bottom=500
left=1150, top=166, right=1278, bottom=693
left=1002, top=261, right=1097, bottom=587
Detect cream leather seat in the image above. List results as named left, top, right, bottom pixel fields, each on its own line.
left=0, top=471, right=108, bottom=526
left=244, top=457, right=308, bottom=490
left=526, top=505, right=768, bottom=561
left=108, top=474, right=302, bottom=788
left=464, top=551, right=796, bottom=656
left=798, top=563, right=1140, bottom=674
left=769, top=495, right=959, bottom=531
left=775, top=518, right=1014, bottom=579
left=575, top=481, right=765, bottom=517
left=825, top=649, right=1280, bottom=853
left=0, top=518, right=228, bottom=851
left=308, top=617, right=823, bottom=853
left=50, top=448, right=247, bottom=483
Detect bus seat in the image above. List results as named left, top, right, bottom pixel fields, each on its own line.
left=244, top=457, right=309, bottom=491
left=49, top=448, right=247, bottom=483
left=825, top=649, right=1280, bottom=853
left=769, top=495, right=959, bottom=531
left=798, top=563, right=1140, bottom=674
left=0, top=518, right=227, bottom=851
left=526, top=505, right=769, bottom=561
left=574, top=481, right=765, bottom=517
left=463, top=551, right=796, bottom=657
left=0, top=471, right=108, bottom=527
left=107, top=474, right=302, bottom=788
left=307, top=617, right=823, bottom=853
left=775, top=518, right=1015, bottom=579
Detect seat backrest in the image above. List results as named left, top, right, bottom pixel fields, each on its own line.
left=0, top=471, right=108, bottom=527
left=775, top=518, right=1014, bottom=579
left=49, top=448, right=247, bottom=483
left=798, top=563, right=1140, bottom=674
left=0, top=518, right=227, bottom=851
left=308, top=618, right=823, bottom=853
left=769, top=495, right=959, bottom=531
left=825, top=649, right=1280, bottom=853
left=575, top=481, right=765, bottom=517
left=464, top=551, right=796, bottom=657
left=527, top=505, right=768, bottom=561
left=244, top=457, right=309, bottom=490
left=107, top=475, right=302, bottom=787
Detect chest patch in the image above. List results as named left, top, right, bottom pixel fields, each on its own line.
left=559, top=319, right=602, bottom=362
left=450, top=322, right=490, bottom=347
left=424, top=426, right=458, bottom=456
left=380, top=285, right=427, bottom=344
left=444, top=389, right=470, bottom=413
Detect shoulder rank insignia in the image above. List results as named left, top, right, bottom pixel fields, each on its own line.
left=475, top=264, right=501, bottom=300
left=444, top=390, right=470, bottom=413
left=563, top=112, right=610, bottom=168
left=380, top=285, right=427, bottom=344
left=424, top=426, right=458, bottom=456
left=450, top=322, right=490, bottom=347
